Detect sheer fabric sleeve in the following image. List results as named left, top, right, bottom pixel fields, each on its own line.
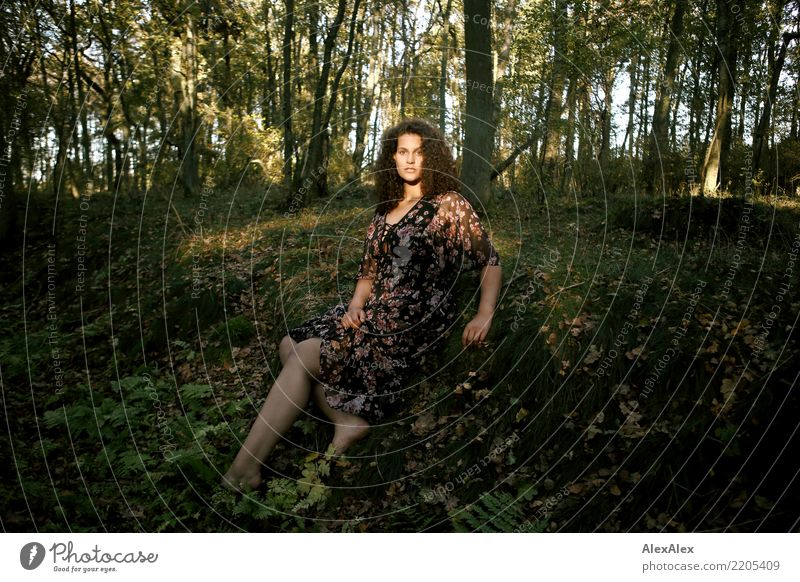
left=355, top=215, right=379, bottom=282
left=437, top=191, right=500, bottom=272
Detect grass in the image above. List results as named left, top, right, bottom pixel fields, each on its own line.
left=1, top=183, right=798, bottom=532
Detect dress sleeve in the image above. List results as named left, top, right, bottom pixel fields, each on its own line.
left=355, top=215, right=378, bottom=282
left=437, top=191, right=500, bottom=272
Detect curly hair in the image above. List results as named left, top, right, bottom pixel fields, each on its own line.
left=372, top=118, right=461, bottom=215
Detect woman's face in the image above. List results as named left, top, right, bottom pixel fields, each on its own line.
left=393, top=133, right=424, bottom=183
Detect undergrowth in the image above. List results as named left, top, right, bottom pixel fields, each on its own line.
left=2, top=186, right=798, bottom=532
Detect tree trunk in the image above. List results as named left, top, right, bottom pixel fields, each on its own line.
left=687, top=0, right=709, bottom=162
left=491, top=134, right=537, bottom=181
left=576, top=81, right=592, bottom=191
left=562, top=74, right=577, bottom=190
left=301, top=0, right=348, bottom=202
left=736, top=43, right=752, bottom=141
left=352, top=10, right=381, bottom=177
left=644, top=0, right=685, bottom=195
left=461, top=0, right=495, bottom=204
left=262, top=1, right=278, bottom=126
left=0, top=8, right=36, bottom=243
left=599, top=68, right=615, bottom=168
left=753, top=12, right=797, bottom=173
left=281, top=0, right=295, bottom=187
left=438, top=0, right=453, bottom=133
left=493, top=0, right=517, bottom=188
left=701, top=0, right=738, bottom=195
left=317, top=0, right=362, bottom=196
left=70, top=0, right=91, bottom=179
left=540, top=0, right=568, bottom=173
left=670, top=62, right=687, bottom=150
left=636, top=53, right=651, bottom=159
left=622, top=51, right=639, bottom=157
left=400, top=0, right=409, bottom=118
left=169, top=12, right=200, bottom=197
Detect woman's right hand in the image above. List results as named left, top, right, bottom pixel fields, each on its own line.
left=342, top=304, right=366, bottom=329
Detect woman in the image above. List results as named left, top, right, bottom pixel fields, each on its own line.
left=223, top=118, right=502, bottom=491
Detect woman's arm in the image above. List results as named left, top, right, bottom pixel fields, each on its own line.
left=478, top=264, right=502, bottom=315
left=343, top=278, right=374, bottom=329
left=349, top=278, right=374, bottom=310
left=463, top=264, right=502, bottom=347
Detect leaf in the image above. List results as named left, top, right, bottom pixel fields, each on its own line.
left=568, top=483, right=585, bottom=495
left=583, top=344, right=602, bottom=365
left=720, top=378, right=737, bottom=412
left=181, top=383, right=212, bottom=402
left=625, top=345, right=645, bottom=360
left=411, top=412, right=437, bottom=436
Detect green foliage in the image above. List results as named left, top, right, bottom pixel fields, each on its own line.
left=609, top=192, right=800, bottom=250
left=213, top=315, right=255, bottom=345
left=450, top=490, right=532, bottom=533
left=5, top=176, right=798, bottom=533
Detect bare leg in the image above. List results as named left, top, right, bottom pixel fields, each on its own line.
left=282, top=334, right=369, bottom=453
left=311, top=384, right=370, bottom=455
left=222, top=337, right=322, bottom=491
left=278, top=334, right=298, bottom=366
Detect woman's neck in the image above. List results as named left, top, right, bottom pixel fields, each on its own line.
left=402, top=181, right=423, bottom=202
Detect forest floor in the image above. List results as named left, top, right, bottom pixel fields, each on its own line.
left=2, top=183, right=799, bottom=532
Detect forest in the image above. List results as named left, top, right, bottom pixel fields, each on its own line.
left=1, top=0, right=799, bottom=533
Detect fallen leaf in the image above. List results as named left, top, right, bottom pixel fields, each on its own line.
left=411, top=412, right=437, bottom=436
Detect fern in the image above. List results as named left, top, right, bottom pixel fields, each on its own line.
left=180, top=383, right=213, bottom=403
left=450, top=490, right=532, bottom=533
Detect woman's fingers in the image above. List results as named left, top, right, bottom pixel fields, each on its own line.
left=342, top=309, right=366, bottom=329
left=462, top=322, right=487, bottom=347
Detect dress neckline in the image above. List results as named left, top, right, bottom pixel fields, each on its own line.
left=382, top=196, right=425, bottom=229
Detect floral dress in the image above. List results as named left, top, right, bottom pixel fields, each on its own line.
left=287, top=191, right=500, bottom=424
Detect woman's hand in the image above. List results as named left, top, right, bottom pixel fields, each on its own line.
left=342, top=304, right=367, bottom=329
left=462, top=310, right=493, bottom=348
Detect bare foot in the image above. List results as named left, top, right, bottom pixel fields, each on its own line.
left=331, top=416, right=370, bottom=455
left=221, top=469, right=262, bottom=493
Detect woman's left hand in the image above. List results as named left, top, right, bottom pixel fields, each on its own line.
left=462, top=311, right=493, bottom=348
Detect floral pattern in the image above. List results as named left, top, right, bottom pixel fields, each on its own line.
left=287, top=191, right=500, bottom=424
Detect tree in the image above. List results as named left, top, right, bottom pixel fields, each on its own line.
left=701, top=0, right=739, bottom=195
left=281, top=0, right=296, bottom=188
left=0, top=0, right=38, bottom=243
left=298, top=0, right=349, bottom=203
left=753, top=1, right=798, bottom=179
left=461, top=0, right=495, bottom=204
left=644, top=0, right=686, bottom=195
left=539, top=0, right=568, bottom=175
